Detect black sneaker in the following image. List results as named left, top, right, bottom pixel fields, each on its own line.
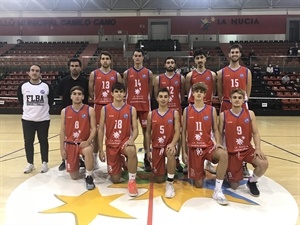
left=176, top=159, right=183, bottom=173
left=247, top=180, right=260, bottom=197
left=144, top=153, right=151, bottom=172
left=79, top=158, right=85, bottom=168
left=58, top=160, right=66, bottom=171
left=86, top=176, right=95, bottom=190
left=183, top=165, right=188, bottom=175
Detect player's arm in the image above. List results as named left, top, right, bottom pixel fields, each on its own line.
left=130, top=106, right=139, bottom=142
left=181, top=107, right=188, bottom=164
left=212, top=107, right=223, bottom=148
left=123, top=70, right=128, bottom=90
left=180, top=75, right=186, bottom=104
left=153, top=75, right=159, bottom=99
left=145, top=112, right=152, bottom=160
left=59, top=109, right=67, bottom=159
left=246, top=69, right=252, bottom=99
left=216, top=70, right=223, bottom=102
left=88, top=71, right=95, bottom=100
left=250, top=110, right=266, bottom=160
left=98, top=106, right=106, bottom=161
left=218, top=112, right=225, bottom=147
left=211, top=71, right=217, bottom=96
left=185, top=71, right=192, bottom=97
left=170, top=110, right=180, bottom=146
left=116, top=72, right=123, bottom=84
left=149, top=70, right=154, bottom=98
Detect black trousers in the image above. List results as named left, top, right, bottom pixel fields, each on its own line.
left=21, top=119, right=50, bottom=164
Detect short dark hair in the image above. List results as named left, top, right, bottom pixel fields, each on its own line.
left=99, top=51, right=112, bottom=60
left=230, top=88, right=245, bottom=98
left=229, top=44, right=242, bottom=52
left=133, top=48, right=144, bottom=56
left=192, top=82, right=208, bottom=93
left=68, top=58, right=82, bottom=67
left=193, top=49, right=206, bottom=59
left=31, top=64, right=42, bottom=72
left=164, top=57, right=176, bottom=64
left=70, top=85, right=84, bottom=94
left=157, top=87, right=170, bottom=97
left=112, top=82, right=125, bottom=92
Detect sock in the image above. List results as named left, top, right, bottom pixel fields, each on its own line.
left=167, top=173, right=175, bottom=182
left=129, top=172, right=136, bottom=180
left=86, top=170, right=93, bottom=177
left=215, top=179, right=224, bottom=191
left=249, top=173, right=260, bottom=182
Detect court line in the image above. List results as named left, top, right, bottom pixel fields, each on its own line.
left=266, top=155, right=300, bottom=164
left=147, top=178, right=154, bottom=225
left=261, top=139, right=300, bottom=158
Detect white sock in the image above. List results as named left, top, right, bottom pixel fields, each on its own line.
left=129, top=173, right=136, bottom=180
left=249, top=173, right=260, bottom=182
left=86, top=170, right=93, bottom=177
left=215, top=179, right=224, bottom=191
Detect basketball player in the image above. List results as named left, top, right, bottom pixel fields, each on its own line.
left=186, top=49, right=217, bottom=174
left=89, top=51, right=122, bottom=170
left=98, top=82, right=139, bottom=197
left=123, top=49, right=153, bottom=172
left=182, top=82, right=228, bottom=205
left=153, top=57, right=185, bottom=173
left=219, top=88, right=269, bottom=197
left=145, top=87, right=180, bottom=198
left=217, top=44, right=252, bottom=177
left=60, top=86, right=96, bottom=190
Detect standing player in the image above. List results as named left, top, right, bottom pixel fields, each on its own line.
left=89, top=51, right=122, bottom=169
left=182, top=82, right=228, bottom=205
left=153, top=57, right=185, bottom=173
left=17, top=64, right=54, bottom=174
left=57, top=58, right=89, bottom=171
left=98, top=82, right=139, bottom=197
left=60, top=86, right=96, bottom=190
left=219, top=89, right=268, bottom=197
left=145, top=88, right=180, bottom=198
left=123, top=49, right=153, bottom=172
left=217, top=44, right=252, bottom=177
left=185, top=49, right=217, bottom=174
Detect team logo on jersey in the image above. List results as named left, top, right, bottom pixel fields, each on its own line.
left=82, top=114, right=87, bottom=119
left=244, top=118, right=250, bottom=123
left=142, top=74, right=147, bottom=79
left=206, top=76, right=211, bottom=80
left=240, top=73, right=245, bottom=78
left=174, top=81, right=179, bottom=86
left=40, top=90, right=45, bottom=94
left=167, top=119, right=173, bottom=124
left=124, top=114, right=128, bottom=119
left=204, top=116, right=209, bottom=120
left=110, top=77, right=115, bottom=80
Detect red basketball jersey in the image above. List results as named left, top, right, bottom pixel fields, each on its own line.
left=186, top=104, right=214, bottom=148
left=93, top=69, right=118, bottom=105
left=223, top=109, right=253, bottom=153
left=158, top=73, right=182, bottom=112
left=221, top=66, right=249, bottom=101
left=126, top=67, right=151, bottom=111
left=64, top=104, right=90, bottom=143
left=188, top=69, right=214, bottom=105
left=151, top=109, right=175, bottom=148
left=104, top=103, right=132, bottom=148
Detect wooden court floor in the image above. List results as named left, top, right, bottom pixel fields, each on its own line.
left=0, top=114, right=299, bottom=225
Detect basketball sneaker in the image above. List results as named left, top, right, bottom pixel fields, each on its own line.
left=212, top=189, right=228, bottom=206
left=247, top=180, right=260, bottom=197
left=144, top=153, right=151, bottom=172
left=165, top=182, right=175, bottom=198
left=41, top=162, right=49, bottom=173
left=85, top=176, right=95, bottom=190
left=205, top=161, right=216, bottom=174
left=24, top=163, right=34, bottom=174
left=176, top=158, right=183, bottom=173
left=58, top=160, right=66, bottom=171
left=128, top=179, right=138, bottom=197
left=243, top=163, right=251, bottom=178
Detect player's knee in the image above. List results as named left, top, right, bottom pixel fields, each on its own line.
left=230, top=182, right=239, bottom=190
left=194, top=180, right=203, bottom=188
left=126, top=146, right=137, bottom=158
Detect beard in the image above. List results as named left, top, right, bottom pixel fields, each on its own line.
left=166, top=68, right=175, bottom=72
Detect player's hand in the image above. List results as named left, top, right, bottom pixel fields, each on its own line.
left=146, top=152, right=152, bottom=162
left=254, top=149, right=267, bottom=160
left=99, top=151, right=106, bottom=162
left=182, top=152, right=188, bottom=165
left=166, top=144, right=176, bottom=156
left=126, top=138, right=134, bottom=147
left=79, top=141, right=90, bottom=149
left=61, top=149, right=67, bottom=160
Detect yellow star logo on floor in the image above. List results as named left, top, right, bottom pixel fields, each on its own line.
left=40, top=188, right=134, bottom=225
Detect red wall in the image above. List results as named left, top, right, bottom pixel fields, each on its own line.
left=0, top=15, right=291, bottom=36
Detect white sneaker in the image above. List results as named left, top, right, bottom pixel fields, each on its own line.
left=94, top=158, right=100, bottom=170
left=41, top=162, right=49, bottom=173
left=212, top=189, right=228, bottom=206
left=205, top=161, right=216, bottom=174
left=24, top=164, right=34, bottom=174
left=165, top=182, right=175, bottom=198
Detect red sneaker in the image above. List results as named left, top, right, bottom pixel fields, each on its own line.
left=128, top=179, right=138, bottom=197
